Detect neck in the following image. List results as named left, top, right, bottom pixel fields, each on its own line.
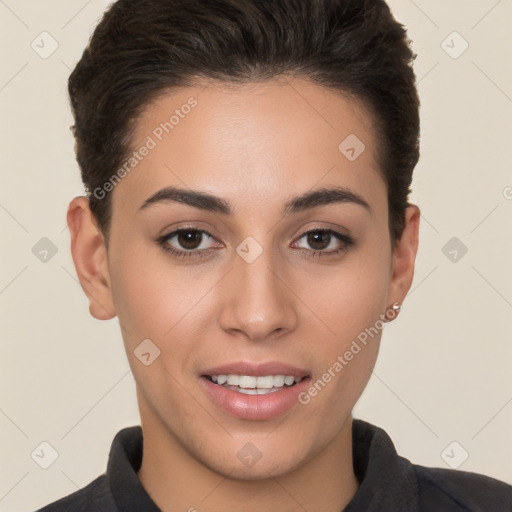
left=137, top=400, right=358, bottom=512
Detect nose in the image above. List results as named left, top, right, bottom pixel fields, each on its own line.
left=218, top=244, right=298, bottom=343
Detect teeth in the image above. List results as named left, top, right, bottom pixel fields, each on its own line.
left=210, top=374, right=302, bottom=389
left=284, top=375, right=294, bottom=386
left=239, top=375, right=257, bottom=388
left=270, top=375, right=284, bottom=388
left=226, top=374, right=239, bottom=386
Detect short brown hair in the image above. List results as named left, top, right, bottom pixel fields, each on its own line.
left=68, top=0, right=420, bottom=248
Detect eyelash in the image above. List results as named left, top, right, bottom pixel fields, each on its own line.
left=155, top=227, right=354, bottom=260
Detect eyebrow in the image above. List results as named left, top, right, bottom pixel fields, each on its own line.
left=138, top=185, right=372, bottom=216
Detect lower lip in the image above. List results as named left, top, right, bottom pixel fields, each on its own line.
left=200, top=376, right=311, bottom=421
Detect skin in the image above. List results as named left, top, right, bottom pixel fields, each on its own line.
left=67, top=76, right=420, bottom=512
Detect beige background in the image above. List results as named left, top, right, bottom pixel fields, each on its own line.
left=1, top=0, right=511, bottom=510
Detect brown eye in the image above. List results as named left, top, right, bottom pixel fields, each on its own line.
left=176, top=230, right=204, bottom=250
left=292, top=229, right=354, bottom=259
left=306, top=230, right=332, bottom=250
left=156, top=228, right=219, bottom=259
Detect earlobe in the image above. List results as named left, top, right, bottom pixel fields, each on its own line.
left=66, top=196, right=116, bottom=320
left=386, top=204, right=421, bottom=315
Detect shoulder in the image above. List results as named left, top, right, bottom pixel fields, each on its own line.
left=35, top=474, right=117, bottom=512
left=413, top=464, right=512, bottom=512
left=350, top=418, right=512, bottom=512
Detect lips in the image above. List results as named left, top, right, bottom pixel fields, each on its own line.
left=199, top=361, right=311, bottom=420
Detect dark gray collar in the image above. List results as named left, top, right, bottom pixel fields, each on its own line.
left=106, top=419, right=419, bottom=512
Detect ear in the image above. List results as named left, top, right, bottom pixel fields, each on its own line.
left=386, top=204, right=421, bottom=309
left=66, top=196, right=116, bottom=320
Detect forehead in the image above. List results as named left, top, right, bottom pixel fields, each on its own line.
left=112, top=77, right=385, bottom=216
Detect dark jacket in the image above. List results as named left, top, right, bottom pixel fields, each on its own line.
left=36, top=419, right=512, bottom=511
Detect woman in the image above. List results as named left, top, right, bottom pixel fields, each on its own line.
left=38, top=0, right=512, bottom=510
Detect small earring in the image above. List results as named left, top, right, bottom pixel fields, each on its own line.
left=384, top=302, right=402, bottom=322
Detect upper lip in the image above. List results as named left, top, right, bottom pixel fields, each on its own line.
left=201, top=361, right=310, bottom=378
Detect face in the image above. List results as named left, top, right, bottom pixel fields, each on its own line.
left=69, top=76, right=419, bottom=480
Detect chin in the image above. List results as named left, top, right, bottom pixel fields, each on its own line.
left=208, top=452, right=303, bottom=481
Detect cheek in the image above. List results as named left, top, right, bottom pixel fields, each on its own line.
left=109, top=234, right=186, bottom=326
left=295, top=236, right=390, bottom=400
left=108, top=243, right=185, bottom=352
left=110, top=259, right=166, bottom=335
left=297, top=271, right=387, bottom=434
left=108, top=248, right=202, bottom=405
left=301, top=242, right=390, bottom=344
left=108, top=242, right=219, bottom=377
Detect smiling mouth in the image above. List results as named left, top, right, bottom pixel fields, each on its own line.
left=203, top=374, right=306, bottom=395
